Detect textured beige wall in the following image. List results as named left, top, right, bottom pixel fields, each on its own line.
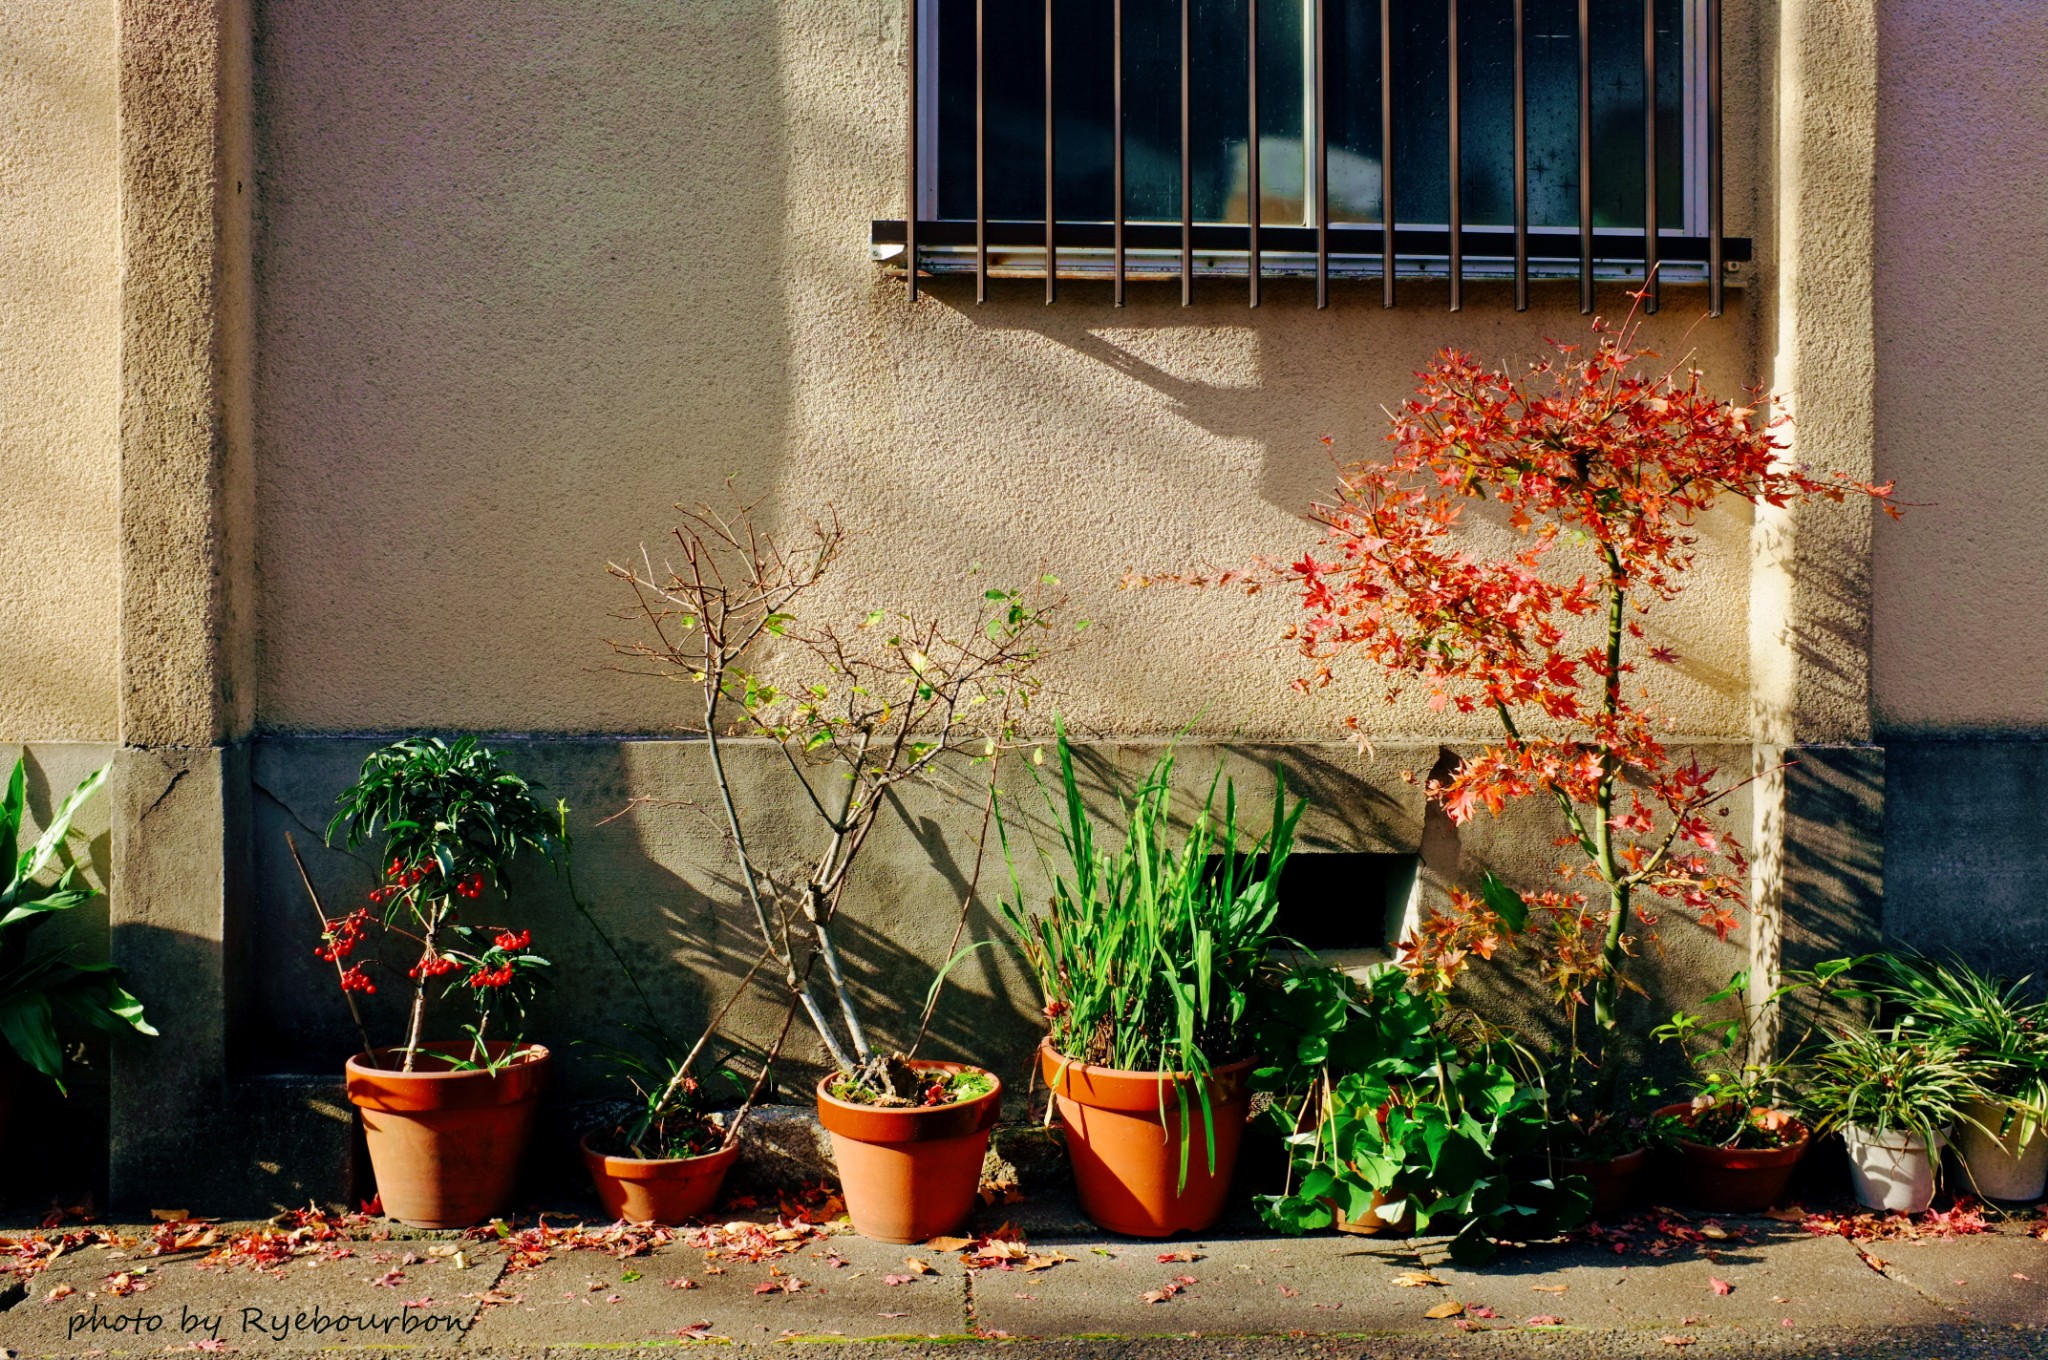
left=252, top=0, right=1763, bottom=743
left=0, top=0, right=120, bottom=741
left=1873, top=1, right=2048, bottom=734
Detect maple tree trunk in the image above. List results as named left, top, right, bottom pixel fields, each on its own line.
left=1591, top=554, right=1629, bottom=1037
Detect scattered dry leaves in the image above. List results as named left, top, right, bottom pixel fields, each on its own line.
left=1394, top=1271, right=1446, bottom=1288
left=1424, top=1299, right=1465, bottom=1319
left=1142, top=1274, right=1196, bottom=1304
left=1801, top=1199, right=1992, bottom=1244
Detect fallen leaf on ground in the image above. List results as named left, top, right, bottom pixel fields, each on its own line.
left=1142, top=1275, right=1196, bottom=1304
left=1531, top=1284, right=1568, bottom=1294
left=44, top=1283, right=75, bottom=1303
left=1526, top=1314, right=1564, bottom=1326
left=666, top=1277, right=698, bottom=1290
left=673, top=1322, right=721, bottom=1341
left=1468, top=1304, right=1498, bottom=1319
left=904, top=1257, right=933, bottom=1275
left=883, top=1274, right=916, bottom=1286
left=372, top=1269, right=405, bottom=1288
left=1158, top=1250, right=1202, bottom=1263
left=149, top=1210, right=190, bottom=1223
left=1764, top=1205, right=1808, bottom=1222
left=2015, top=1273, right=2031, bottom=1282
left=1708, top=1277, right=1733, bottom=1296
left=1278, top=1284, right=1299, bottom=1298
left=1394, top=1271, right=1446, bottom=1288
left=1424, top=1299, right=1465, bottom=1319
left=926, top=1236, right=972, bottom=1252
left=1021, top=1251, right=1074, bottom=1272
left=1660, top=1335, right=1696, bottom=1347
left=878, top=1311, right=908, bottom=1319
left=1090, top=1246, right=1116, bottom=1257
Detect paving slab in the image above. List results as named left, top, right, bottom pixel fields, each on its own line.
left=1422, top=1222, right=1949, bottom=1339
left=458, top=1230, right=971, bottom=1348
left=967, top=1231, right=1432, bottom=1339
left=2, top=1238, right=504, bottom=1357
left=1859, top=1226, right=2048, bottom=1326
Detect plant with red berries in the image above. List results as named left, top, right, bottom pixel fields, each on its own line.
left=1154, top=313, right=1897, bottom=1094
left=322, top=737, right=559, bottom=1071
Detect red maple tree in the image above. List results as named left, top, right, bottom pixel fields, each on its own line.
left=1159, top=313, right=1895, bottom=1047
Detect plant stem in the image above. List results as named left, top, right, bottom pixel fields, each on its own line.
left=1591, top=549, right=1629, bottom=1035
left=285, top=833, right=381, bottom=1069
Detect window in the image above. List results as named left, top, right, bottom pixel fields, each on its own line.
left=874, top=0, right=1745, bottom=311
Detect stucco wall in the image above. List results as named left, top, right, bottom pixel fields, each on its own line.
left=0, top=0, right=120, bottom=742
left=1872, top=1, right=2048, bottom=734
left=252, top=0, right=1765, bottom=745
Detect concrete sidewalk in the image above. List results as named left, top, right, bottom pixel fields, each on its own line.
left=3, top=1193, right=2042, bottom=1360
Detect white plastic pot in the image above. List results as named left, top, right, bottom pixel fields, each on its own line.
left=1842, top=1124, right=1946, bottom=1213
left=1954, top=1099, right=2048, bottom=1203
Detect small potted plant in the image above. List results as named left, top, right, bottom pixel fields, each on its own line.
left=1862, top=952, right=2048, bottom=1203
left=1649, top=968, right=1846, bottom=1212
left=309, top=736, right=558, bottom=1229
left=1802, top=1022, right=1980, bottom=1213
left=581, top=1035, right=752, bottom=1224
left=994, top=723, right=1302, bottom=1238
left=608, top=503, right=1071, bottom=1243
left=0, top=759, right=154, bottom=1143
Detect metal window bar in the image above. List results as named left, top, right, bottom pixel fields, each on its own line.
left=1181, top=0, right=1194, bottom=305
left=888, top=0, right=1743, bottom=307
left=1248, top=0, right=1261, bottom=307
left=1044, top=0, right=1056, bottom=304
left=1447, top=0, right=1461, bottom=313
left=1643, top=0, right=1659, bottom=312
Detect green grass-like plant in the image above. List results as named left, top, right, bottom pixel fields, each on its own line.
left=1858, top=950, right=2048, bottom=1147
left=1801, top=1023, right=1983, bottom=1149
left=996, top=721, right=1302, bottom=1078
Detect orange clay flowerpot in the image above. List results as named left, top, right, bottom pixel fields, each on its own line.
left=580, top=1133, right=738, bottom=1225
left=1656, top=1102, right=1810, bottom=1213
left=1558, top=1147, right=1650, bottom=1221
left=345, top=1043, right=549, bottom=1229
left=1040, top=1039, right=1255, bottom=1238
left=814, top=1061, right=1001, bottom=1244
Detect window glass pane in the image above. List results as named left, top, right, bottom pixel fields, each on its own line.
left=935, top=0, right=1685, bottom=232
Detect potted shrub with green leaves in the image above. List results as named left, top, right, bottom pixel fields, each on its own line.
left=609, top=503, right=1071, bottom=1243
left=1649, top=965, right=1855, bottom=1212
left=580, top=1032, right=754, bottom=1225
left=1861, top=952, right=2048, bottom=1203
left=994, top=723, right=1302, bottom=1238
left=306, top=736, right=558, bottom=1229
left=1144, top=312, right=1899, bottom=1201
left=1250, top=962, right=1588, bottom=1264
left=0, top=758, right=153, bottom=1143
left=1802, top=1022, right=1980, bottom=1213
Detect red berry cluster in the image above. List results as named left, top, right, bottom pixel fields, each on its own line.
left=454, top=873, right=485, bottom=900
left=313, top=908, right=372, bottom=964
left=408, top=954, right=462, bottom=980
left=492, top=929, right=531, bottom=951
left=368, top=858, right=431, bottom=904
left=468, top=963, right=515, bottom=989
left=338, top=964, right=376, bottom=994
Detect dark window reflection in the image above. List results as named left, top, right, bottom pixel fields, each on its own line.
left=935, top=0, right=1687, bottom=231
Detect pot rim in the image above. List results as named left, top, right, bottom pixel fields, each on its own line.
left=1841, top=1122, right=1949, bottom=1152
left=345, top=1041, right=550, bottom=1079
left=1655, top=1101, right=1811, bottom=1157
left=345, top=1042, right=550, bottom=1114
left=814, top=1059, right=1003, bottom=1143
left=578, top=1129, right=741, bottom=1174
left=1036, top=1035, right=1257, bottom=1085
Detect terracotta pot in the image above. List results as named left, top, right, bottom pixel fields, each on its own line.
left=1040, top=1039, right=1254, bottom=1238
left=1656, top=1103, right=1809, bottom=1213
left=814, top=1061, right=1001, bottom=1244
left=1330, top=1188, right=1414, bottom=1236
left=580, top=1132, right=738, bottom=1225
left=1558, top=1146, right=1649, bottom=1220
left=345, top=1043, right=550, bottom=1229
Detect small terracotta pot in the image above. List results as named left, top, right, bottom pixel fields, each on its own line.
left=814, top=1061, right=1001, bottom=1244
left=345, top=1043, right=550, bottom=1229
left=1656, top=1102, right=1809, bottom=1213
left=1558, top=1146, right=1649, bottom=1220
left=1330, top=1188, right=1414, bottom=1236
left=1040, top=1039, right=1254, bottom=1238
left=580, top=1132, right=738, bottom=1225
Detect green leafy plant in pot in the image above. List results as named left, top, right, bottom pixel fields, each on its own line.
left=1801, top=1021, right=1981, bottom=1213
left=993, top=721, right=1303, bottom=1238
left=609, top=502, right=1074, bottom=1243
left=309, top=736, right=559, bottom=1228
left=1858, top=951, right=2048, bottom=1203
left=0, top=759, right=152, bottom=1147
left=1250, top=963, right=1589, bottom=1265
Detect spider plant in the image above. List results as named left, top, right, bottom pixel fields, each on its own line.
left=1858, top=950, right=2048, bottom=1145
left=1800, top=1023, right=1984, bottom=1148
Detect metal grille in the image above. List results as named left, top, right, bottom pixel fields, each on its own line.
left=877, top=0, right=1742, bottom=312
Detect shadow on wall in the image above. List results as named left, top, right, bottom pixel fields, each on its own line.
left=252, top=0, right=798, bottom=731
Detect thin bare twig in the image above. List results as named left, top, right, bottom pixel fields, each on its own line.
left=286, top=832, right=381, bottom=1069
